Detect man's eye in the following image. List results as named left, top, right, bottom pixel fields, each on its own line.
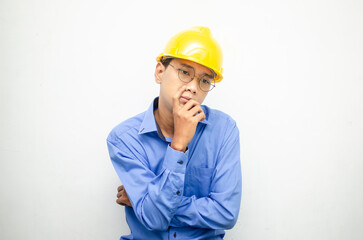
left=180, top=69, right=190, bottom=76
left=201, top=78, right=212, bottom=85
left=178, top=68, right=190, bottom=76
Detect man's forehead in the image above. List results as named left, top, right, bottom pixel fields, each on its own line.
left=172, top=58, right=214, bottom=77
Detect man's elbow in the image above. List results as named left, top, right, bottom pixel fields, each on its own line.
left=219, top=207, right=239, bottom=230
left=223, top=213, right=238, bottom=229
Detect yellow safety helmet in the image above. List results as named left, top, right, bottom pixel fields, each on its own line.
left=156, top=26, right=223, bottom=82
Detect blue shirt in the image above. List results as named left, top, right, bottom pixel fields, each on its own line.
left=107, top=98, right=242, bottom=240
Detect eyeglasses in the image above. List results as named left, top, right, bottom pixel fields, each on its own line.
left=168, top=63, right=215, bottom=92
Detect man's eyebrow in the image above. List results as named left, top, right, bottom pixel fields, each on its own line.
left=180, top=63, right=194, bottom=69
left=180, top=63, right=214, bottom=78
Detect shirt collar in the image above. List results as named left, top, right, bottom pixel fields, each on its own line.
left=138, top=97, right=209, bottom=135
left=138, top=98, right=158, bottom=134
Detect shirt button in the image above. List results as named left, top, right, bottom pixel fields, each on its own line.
left=174, top=232, right=177, bottom=238
left=176, top=190, right=180, bottom=195
left=177, top=160, right=183, bottom=165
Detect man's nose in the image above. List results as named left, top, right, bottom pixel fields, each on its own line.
left=185, top=79, right=198, bottom=93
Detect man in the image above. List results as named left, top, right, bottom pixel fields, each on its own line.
left=107, top=26, right=242, bottom=239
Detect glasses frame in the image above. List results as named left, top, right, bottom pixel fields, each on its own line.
left=168, top=63, right=216, bottom=92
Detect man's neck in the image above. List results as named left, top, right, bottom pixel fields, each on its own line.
left=154, top=99, right=174, bottom=139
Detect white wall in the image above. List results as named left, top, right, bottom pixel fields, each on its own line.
left=1, top=0, right=362, bottom=239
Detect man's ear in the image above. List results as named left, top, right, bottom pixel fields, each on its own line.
left=155, top=62, right=165, bottom=84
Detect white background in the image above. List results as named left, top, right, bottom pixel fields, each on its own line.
left=1, top=0, right=363, bottom=239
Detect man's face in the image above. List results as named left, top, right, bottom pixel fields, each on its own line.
left=155, top=58, right=213, bottom=112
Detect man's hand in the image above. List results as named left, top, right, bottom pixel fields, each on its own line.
left=116, top=185, right=132, bottom=207
left=170, top=86, right=206, bottom=152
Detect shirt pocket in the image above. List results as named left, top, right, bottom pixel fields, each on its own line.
left=184, top=167, right=214, bottom=198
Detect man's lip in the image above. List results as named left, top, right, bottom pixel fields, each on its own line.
left=180, top=96, right=192, bottom=100
left=180, top=96, right=191, bottom=103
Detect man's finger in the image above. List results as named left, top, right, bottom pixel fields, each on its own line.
left=116, top=198, right=123, bottom=205
left=117, top=191, right=123, bottom=198
left=178, top=99, right=199, bottom=114
left=194, top=111, right=206, bottom=122
left=117, top=199, right=126, bottom=206
left=188, top=104, right=203, bottom=117
left=117, top=185, right=124, bottom=192
left=173, top=85, right=186, bottom=109
left=181, top=99, right=199, bottom=112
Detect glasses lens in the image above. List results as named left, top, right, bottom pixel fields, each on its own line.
left=178, top=66, right=194, bottom=83
left=199, top=76, right=214, bottom=92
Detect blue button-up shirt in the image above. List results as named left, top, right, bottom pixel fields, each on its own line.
left=107, top=98, right=242, bottom=240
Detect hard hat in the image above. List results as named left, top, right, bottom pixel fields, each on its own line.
left=156, top=26, right=223, bottom=82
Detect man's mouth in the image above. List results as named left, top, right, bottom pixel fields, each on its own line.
left=180, top=96, right=191, bottom=103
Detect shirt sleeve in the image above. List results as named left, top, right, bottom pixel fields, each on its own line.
left=169, top=123, right=242, bottom=229
left=107, top=133, right=190, bottom=231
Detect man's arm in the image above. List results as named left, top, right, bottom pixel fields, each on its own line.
left=107, top=137, right=189, bottom=231
left=170, top=123, right=241, bottom=229
left=108, top=86, right=205, bottom=231
left=116, top=121, right=241, bottom=230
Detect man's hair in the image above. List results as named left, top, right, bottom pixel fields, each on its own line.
left=160, top=56, right=217, bottom=79
left=160, top=57, right=173, bottom=68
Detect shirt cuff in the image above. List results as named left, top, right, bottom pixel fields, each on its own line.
left=163, top=145, right=189, bottom=174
